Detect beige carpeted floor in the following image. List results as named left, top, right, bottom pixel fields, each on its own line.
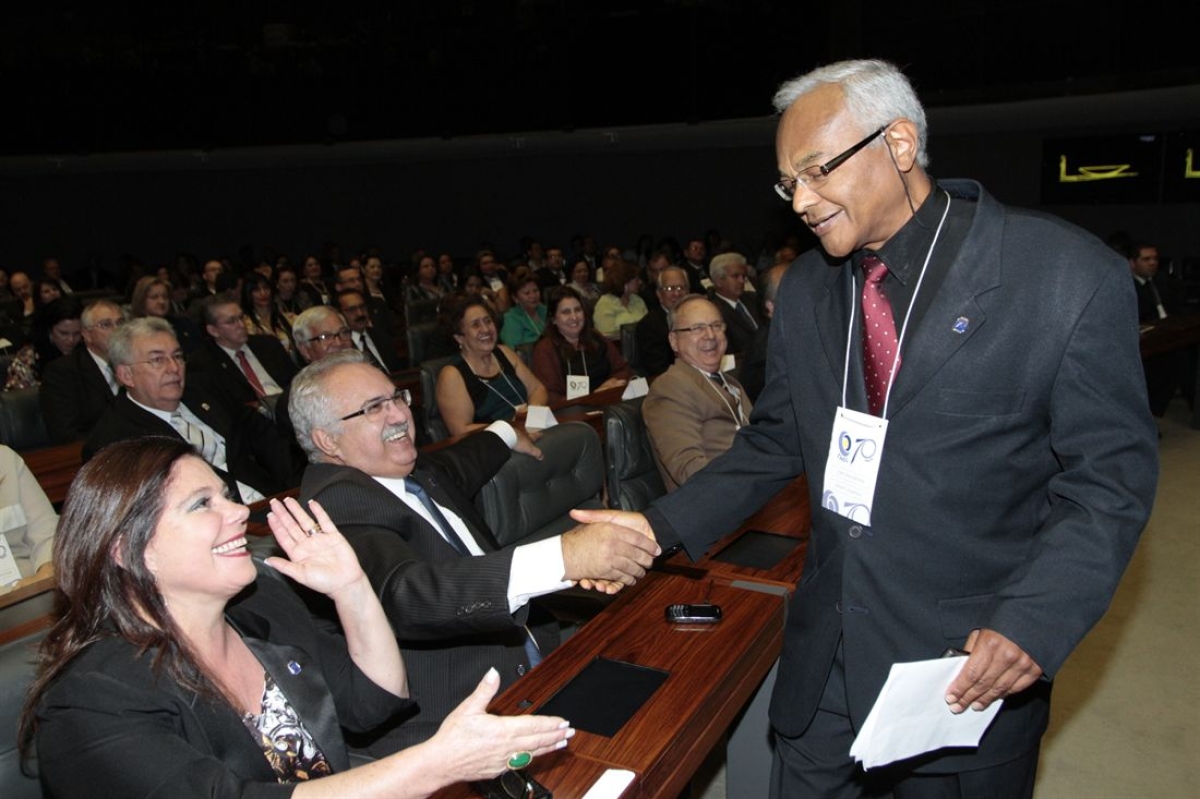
left=696, top=398, right=1198, bottom=799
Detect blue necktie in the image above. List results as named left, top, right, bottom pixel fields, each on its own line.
left=404, top=476, right=470, bottom=557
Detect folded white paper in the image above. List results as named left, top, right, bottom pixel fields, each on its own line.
left=850, top=656, right=1003, bottom=769
left=525, top=405, right=557, bottom=430
left=622, top=377, right=649, bottom=399
left=581, top=768, right=636, bottom=799
left=720, top=354, right=736, bottom=373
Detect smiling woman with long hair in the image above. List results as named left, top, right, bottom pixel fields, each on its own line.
left=20, top=437, right=572, bottom=798
left=530, top=287, right=632, bottom=403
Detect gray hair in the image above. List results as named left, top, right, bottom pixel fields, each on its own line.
left=656, top=266, right=688, bottom=290
left=773, top=59, right=929, bottom=168
left=289, top=349, right=367, bottom=462
left=81, top=299, right=123, bottom=328
left=292, top=305, right=346, bottom=343
left=107, top=317, right=176, bottom=368
left=761, top=264, right=788, bottom=306
left=708, top=253, right=747, bottom=281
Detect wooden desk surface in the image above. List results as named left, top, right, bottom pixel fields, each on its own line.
left=433, top=571, right=785, bottom=799
left=1139, top=313, right=1200, bottom=359
left=663, top=474, right=811, bottom=593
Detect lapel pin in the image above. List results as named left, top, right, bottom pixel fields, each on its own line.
left=201, top=402, right=211, bottom=411
left=952, top=317, right=970, bottom=334
left=287, top=660, right=302, bottom=676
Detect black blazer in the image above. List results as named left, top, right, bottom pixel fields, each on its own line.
left=35, top=567, right=409, bottom=799
left=84, top=390, right=300, bottom=499
left=38, top=346, right=116, bottom=443
left=301, top=430, right=559, bottom=750
left=356, top=327, right=404, bottom=373
left=188, top=335, right=299, bottom=408
left=710, top=291, right=762, bottom=356
left=646, top=180, right=1158, bottom=772
left=635, top=306, right=674, bottom=377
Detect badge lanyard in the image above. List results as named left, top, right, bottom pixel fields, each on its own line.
left=692, top=364, right=748, bottom=429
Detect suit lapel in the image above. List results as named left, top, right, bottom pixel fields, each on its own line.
left=415, top=469, right=500, bottom=552
left=885, top=192, right=1003, bottom=417
left=811, top=263, right=868, bottom=410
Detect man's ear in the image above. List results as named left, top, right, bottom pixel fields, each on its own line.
left=885, top=119, right=921, bottom=174
left=205, top=323, right=219, bottom=340
left=115, top=363, right=135, bottom=390
left=667, top=331, right=680, bottom=355
left=312, top=428, right=341, bottom=460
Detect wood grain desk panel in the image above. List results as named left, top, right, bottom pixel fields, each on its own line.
left=473, top=572, right=784, bottom=799
left=664, top=474, right=812, bottom=592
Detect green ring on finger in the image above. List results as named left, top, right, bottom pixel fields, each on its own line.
left=506, top=751, right=533, bottom=770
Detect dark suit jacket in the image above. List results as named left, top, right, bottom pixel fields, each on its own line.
left=35, top=567, right=408, bottom=798
left=188, top=335, right=299, bottom=408
left=710, top=291, right=762, bottom=355
left=84, top=390, right=300, bottom=499
left=645, top=180, right=1158, bottom=772
left=1132, top=273, right=1180, bottom=323
left=358, top=327, right=404, bottom=373
left=739, top=318, right=771, bottom=403
left=301, top=431, right=559, bottom=750
left=635, top=306, right=674, bottom=377
left=38, top=346, right=116, bottom=443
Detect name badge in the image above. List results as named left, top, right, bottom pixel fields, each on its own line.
left=0, top=532, right=22, bottom=586
left=566, top=374, right=591, bottom=401
left=821, top=407, right=888, bottom=525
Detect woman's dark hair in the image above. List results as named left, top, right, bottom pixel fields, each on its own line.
left=33, top=277, right=63, bottom=308
left=19, top=438, right=222, bottom=757
left=240, top=271, right=291, bottom=338
left=569, top=259, right=593, bottom=284
left=507, top=266, right=539, bottom=298
left=543, top=286, right=601, bottom=362
left=602, top=259, right=637, bottom=297
left=439, top=292, right=499, bottom=338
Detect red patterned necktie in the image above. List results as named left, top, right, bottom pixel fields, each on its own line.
left=235, top=349, right=267, bottom=398
left=862, top=255, right=900, bottom=416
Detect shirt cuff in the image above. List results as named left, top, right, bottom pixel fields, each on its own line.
left=507, top=535, right=573, bottom=614
left=486, top=420, right=518, bottom=449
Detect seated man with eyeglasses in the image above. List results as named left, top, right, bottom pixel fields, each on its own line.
left=186, top=293, right=297, bottom=410
left=643, top=295, right=752, bottom=492
left=38, top=299, right=125, bottom=443
left=83, top=316, right=300, bottom=502
left=289, top=350, right=661, bottom=752
left=635, top=266, right=690, bottom=377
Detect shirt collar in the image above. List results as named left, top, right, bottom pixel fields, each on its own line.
left=853, top=181, right=948, bottom=286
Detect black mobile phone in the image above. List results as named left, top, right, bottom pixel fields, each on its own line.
left=665, top=603, right=723, bottom=624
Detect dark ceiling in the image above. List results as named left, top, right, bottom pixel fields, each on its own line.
left=3, top=1, right=1196, bottom=157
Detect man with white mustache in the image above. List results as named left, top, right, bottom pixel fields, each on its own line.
left=289, top=350, right=660, bottom=751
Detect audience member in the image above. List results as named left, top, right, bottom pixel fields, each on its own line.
left=437, top=253, right=460, bottom=293
left=9, top=271, right=35, bottom=327
left=531, top=287, right=633, bottom=402
left=407, top=255, right=445, bottom=303
left=241, top=272, right=295, bottom=355
left=639, top=248, right=673, bottom=312
left=292, top=351, right=659, bottom=748
left=536, top=246, right=569, bottom=289
left=592, top=259, right=648, bottom=339
left=188, top=293, right=297, bottom=411
left=680, top=238, right=710, bottom=293
left=38, top=299, right=124, bottom=442
left=299, top=254, right=331, bottom=307
left=4, top=296, right=84, bottom=391
left=1130, top=243, right=1196, bottom=415
left=0, top=444, right=57, bottom=591
left=566, top=258, right=602, bottom=307
left=1129, top=243, right=1179, bottom=323
left=34, top=276, right=63, bottom=308
left=643, top=296, right=749, bottom=492
left=130, top=275, right=202, bottom=353
left=39, top=257, right=73, bottom=295
left=740, top=263, right=787, bottom=402
left=338, top=289, right=403, bottom=373
left=274, top=263, right=310, bottom=322
left=636, top=266, right=689, bottom=377
left=437, top=296, right=547, bottom=436
left=708, top=252, right=762, bottom=356
left=501, top=267, right=547, bottom=348
left=23, top=437, right=572, bottom=794
left=85, top=317, right=299, bottom=501
left=474, top=250, right=510, bottom=312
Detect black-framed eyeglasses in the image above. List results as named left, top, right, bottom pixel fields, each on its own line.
left=672, top=321, right=726, bottom=336
left=307, top=328, right=353, bottom=345
left=774, top=125, right=888, bottom=200
left=340, top=388, right=411, bottom=421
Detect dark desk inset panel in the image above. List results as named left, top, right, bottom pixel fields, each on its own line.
left=712, top=529, right=800, bottom=571
left=537, top=656, right=669, bottom=738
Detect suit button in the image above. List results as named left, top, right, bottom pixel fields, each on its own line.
left=848, top=525, right=863, bottom=539
left=516, top=664, right=527, bottom=677
left=836, top=601, right=843, bottom=614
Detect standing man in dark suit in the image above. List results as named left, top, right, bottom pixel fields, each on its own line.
left=573, top=59, right=1157, bottom=797
left=679, top=239, right=710, bottom=294
left=39, top=299, right=124, bottom=443
left=707, top=252, right=762, bottom=356
left=290, top=351, right=660, bottom=749
left=187, top=294, right=297, bottom=411
left=84, top=317, right=299, bottom=501
left=338, top=289, right=404, bottom=373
